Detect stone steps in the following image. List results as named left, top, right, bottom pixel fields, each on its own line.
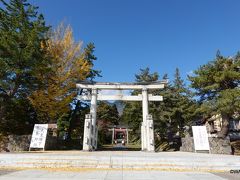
left=0, top=151, right=239, bottom=172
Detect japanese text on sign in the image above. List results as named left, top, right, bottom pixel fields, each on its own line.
left=192, top=126, right=210, bottom=151
left=30, top=124, right=48, bottom=149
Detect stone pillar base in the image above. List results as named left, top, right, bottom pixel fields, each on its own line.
left=83, top=114, right=92, bottom=151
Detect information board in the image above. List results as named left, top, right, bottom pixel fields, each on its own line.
left=192, top=126, right=210, bottom=152
left=30, top=124, right=48, bottom=149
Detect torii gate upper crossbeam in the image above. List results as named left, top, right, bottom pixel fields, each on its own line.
left=76, top=81, right=167, bottom=90
left=77, top=94, right=163, bottom=101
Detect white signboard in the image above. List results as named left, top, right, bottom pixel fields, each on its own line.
left=30, top=124, right=48, bottom=149
left=192, top=126, right=210, bottom=151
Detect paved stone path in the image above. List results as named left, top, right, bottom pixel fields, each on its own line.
left=1, top=169, right=239, bottom=180
left=1, top=151, right=240, bottom=171
left=0, top=151, right=240, bottom=179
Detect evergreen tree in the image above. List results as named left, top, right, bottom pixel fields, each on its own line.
left=67, top=42, right=101, bottom=140
left=121, top=68, right=159, bottom=141
left=97, top=101, right=119, bottom=125
left=121, top=68, right=197, bottom=150
left=189, top=51, right=240, bottom=138
left=83, top=43, right=101, bottom=81
left=170, top=68, right=197, bottom=136
left=0, top=0, right=49, bottom=134
left=154, top=69, right=196, bottom=143
left=135, top=67, right=159, bottom=83
left=97, top=101, right=119, bottom=145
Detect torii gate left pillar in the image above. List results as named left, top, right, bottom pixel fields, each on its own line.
left=82, top=89, right=98, bottom=151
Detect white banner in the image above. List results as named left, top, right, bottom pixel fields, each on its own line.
left=30, top=124, right=48, bottom=149
left=192, top=126, right=210, bottom=151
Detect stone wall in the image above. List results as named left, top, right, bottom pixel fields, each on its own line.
left=209, top=137, right=232, bottom=154
left=0, top=135, right=9, bottom=152
left=0, top=135, right=70, bottom=152
left=180, top=136, right=232, bottom=154
left=180, top=137, right=194, bottom=152
left=7, top=135, right=31, bottom=152
left=0, top=135, right=32, bottom=152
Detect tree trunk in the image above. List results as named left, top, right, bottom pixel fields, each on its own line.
left=217, top=113, right=230, bottom=138
left=67, top=100, right=80, bottom=141
left=67, top=89, right=83, bottom=141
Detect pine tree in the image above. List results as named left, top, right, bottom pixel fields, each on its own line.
left=171, top=68, right=196, bottom=136
left=135, top=67, right=159, bottom=83
left=0, top=0, right=49, bottom=134
left=154, top=68, right=196, bottom=143
left=121, top=68, right=197, bottom=150
left=189, top=51, right=240, bottom=138
left=97, top=102, right=119, bottom=125
left=83, top=43, right=101, bottom=81
left=67, top=41, right=101, bottom=140
left=97, top=102, right=119, bottom=145
left=121, top=68, right=159, bottom=141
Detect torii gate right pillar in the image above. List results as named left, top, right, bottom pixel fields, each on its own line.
left=142, top=88, right=148, bottom=151
left=90, top=88, right=98, bottom=149
left=141, top=88, right=155, bottom=152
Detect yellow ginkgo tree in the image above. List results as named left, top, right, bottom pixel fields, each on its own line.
left=29, top=23, right=93, bottom=123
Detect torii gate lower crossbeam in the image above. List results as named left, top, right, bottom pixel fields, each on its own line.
left=76, top=82, right=167, bottom=152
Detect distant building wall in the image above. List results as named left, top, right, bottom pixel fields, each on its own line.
left=205, top=114, right=240, bottom=140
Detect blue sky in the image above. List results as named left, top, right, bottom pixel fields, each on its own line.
left=31, top=0, right=240, bottom=83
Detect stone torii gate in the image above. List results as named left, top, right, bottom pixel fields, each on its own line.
left=76, top=81, right=167, bottom=152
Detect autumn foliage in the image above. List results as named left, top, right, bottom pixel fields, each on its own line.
left=29, top=24, right=91, bottom=123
